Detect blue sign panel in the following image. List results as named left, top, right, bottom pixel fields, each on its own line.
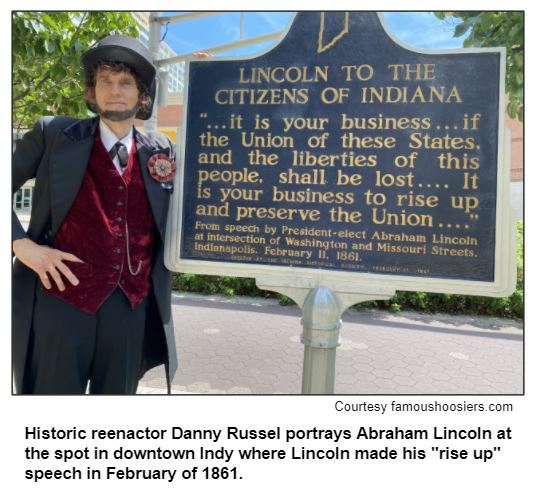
left=179, top=12, right=502, bottom=282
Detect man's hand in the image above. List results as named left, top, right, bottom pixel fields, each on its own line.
left=192, top=52, right=212, bottom=59
left=13, top=238, right=83, bottom=291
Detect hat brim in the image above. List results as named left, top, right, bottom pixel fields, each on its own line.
left=82, top=45, right=155, bottom=88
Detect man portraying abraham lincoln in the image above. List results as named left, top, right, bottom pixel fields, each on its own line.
left=12, top=35, right=178, bottom=394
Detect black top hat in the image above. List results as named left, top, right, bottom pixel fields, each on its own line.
left=82, top=35, right=157, bottom=120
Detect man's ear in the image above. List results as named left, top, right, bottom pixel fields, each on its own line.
left=85, top=86, right=96, bottom=104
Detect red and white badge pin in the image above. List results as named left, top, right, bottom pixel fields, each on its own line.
left=148, top=153, right=176, bottom=183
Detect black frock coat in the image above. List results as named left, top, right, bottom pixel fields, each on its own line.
left=12, top=116, right=177, bottom=394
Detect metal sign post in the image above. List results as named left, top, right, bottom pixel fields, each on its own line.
left=301, top=286, right=341, bottom=394
left=256, top=278, right=395, bottom=393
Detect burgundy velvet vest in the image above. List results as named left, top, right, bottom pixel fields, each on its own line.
left=48, top=131, right=155, bottom=314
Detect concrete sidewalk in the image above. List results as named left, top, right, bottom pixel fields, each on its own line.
left=138, top=292, right=523, bottom=395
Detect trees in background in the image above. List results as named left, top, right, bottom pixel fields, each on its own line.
left=13, top=12, right=138, bottom=130
left=435, top=11, right=523, bottom=121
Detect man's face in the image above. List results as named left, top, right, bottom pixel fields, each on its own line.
left=93, top=68, right=141, bottom=121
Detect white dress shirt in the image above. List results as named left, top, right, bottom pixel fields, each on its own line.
left=99, top=120, right=134, bottom=175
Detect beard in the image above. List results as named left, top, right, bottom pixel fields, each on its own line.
left=95, top=101, right=140, bottom=121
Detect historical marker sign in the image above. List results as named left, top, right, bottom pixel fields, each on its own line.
left=166, top=12, right=516, bottom=297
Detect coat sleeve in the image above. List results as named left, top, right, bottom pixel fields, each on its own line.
left=167, top=135, right=176, bottom=160
left=12, top=117, right=50, bottom=242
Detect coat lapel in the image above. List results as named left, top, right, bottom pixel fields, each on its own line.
left=135, top=130, right=168, bottom=237
left=49, top=118, right=98, bottom=235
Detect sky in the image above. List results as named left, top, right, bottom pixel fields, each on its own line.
left=157, top=11, right=468, bottom=58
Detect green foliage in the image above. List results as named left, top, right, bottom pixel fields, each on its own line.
left=172, top=273, right=274, bottom=299
left=277, top=295, right=295, bottom=306
left=13, top=12, right=138, bottom=130
left=171, top=222, right=523, bottom=319
left=434, top=11, right=523, bottom=120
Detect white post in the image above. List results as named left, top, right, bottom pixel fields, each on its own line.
left=144, top=12, right=161, bottom=133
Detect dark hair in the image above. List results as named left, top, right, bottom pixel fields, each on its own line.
left=84, top=61, right=152, bottom=117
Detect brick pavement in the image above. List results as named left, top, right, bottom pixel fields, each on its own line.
left=138, top=292, right=523, bottom=395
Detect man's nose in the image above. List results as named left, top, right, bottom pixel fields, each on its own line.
left=109, top=82, right=123, bottom=94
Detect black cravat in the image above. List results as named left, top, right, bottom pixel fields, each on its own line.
left=109, top=142, right=129, bottom=168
